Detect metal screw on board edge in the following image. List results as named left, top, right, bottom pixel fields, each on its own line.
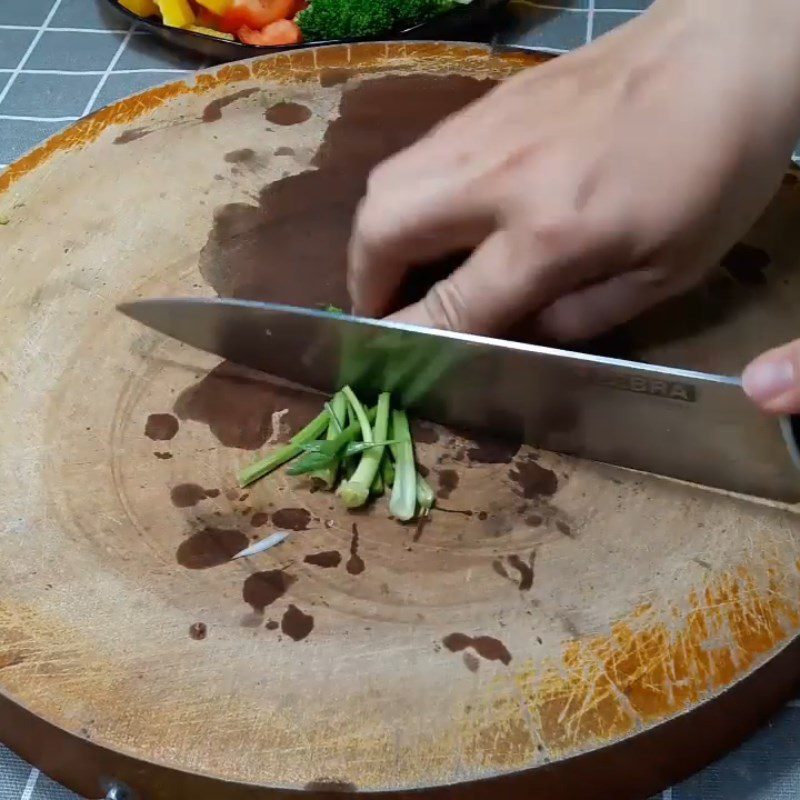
left=101, top=780, right=135, bottom=800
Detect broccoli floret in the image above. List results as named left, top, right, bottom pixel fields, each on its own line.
left=297, top=0, right=456, bottom=42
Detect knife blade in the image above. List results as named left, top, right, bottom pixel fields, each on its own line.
left=118, top=297, right=800, bottom=503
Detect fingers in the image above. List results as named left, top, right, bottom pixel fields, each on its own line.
left=743, top=342, right=800, bottom=415
left=388, top=230, right=571, bottom=335
left=348, top=173, right=494, bottom=318
left=531, top=264, right=685, bottom=342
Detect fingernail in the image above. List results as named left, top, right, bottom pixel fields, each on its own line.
left=743, top=357, right=795, bottom=403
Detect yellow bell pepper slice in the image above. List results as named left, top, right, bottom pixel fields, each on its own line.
left=155, top=0, right=196, bottom=28
left=189, top=25, right=235, bottom=40
left=195, top=0, right=233, bottom=15
left=119, top=0, right=159, bottom=16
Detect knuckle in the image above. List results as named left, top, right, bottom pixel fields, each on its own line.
left=425, top=279, right=470, bottom=332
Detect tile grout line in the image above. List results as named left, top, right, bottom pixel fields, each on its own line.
left=0, top=25, right=146, bottom=32
left=585, top=0, right=596, bottom=43
left=81, top=25, right=136, bottom=117
left=0, top=0, right=65, bottom=109
left=0, top=115, right=80, bottom=122
left=19, top=768, right=39, bottom=800
left=0, top=68, right=194, bottom=76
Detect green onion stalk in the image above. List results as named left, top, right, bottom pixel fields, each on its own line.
left=338, top=389, right=391, bottom=509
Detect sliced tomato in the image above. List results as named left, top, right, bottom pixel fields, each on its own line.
left=237, top=18, right=301, bottom=45
left=219, top=0, right=295, bottom=32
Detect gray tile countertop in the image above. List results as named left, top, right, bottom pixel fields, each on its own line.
left=1, top=1, right=799, bottom=798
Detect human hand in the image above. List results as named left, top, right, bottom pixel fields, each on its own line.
left=348, top=0, right=800, bottom=341
left=744, top=342, right=800, bottom=415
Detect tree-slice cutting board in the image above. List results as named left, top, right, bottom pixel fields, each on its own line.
left=1, top=42, right=800, bottom=800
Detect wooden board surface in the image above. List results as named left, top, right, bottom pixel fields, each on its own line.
left=2, top=42, right=800, bottom=800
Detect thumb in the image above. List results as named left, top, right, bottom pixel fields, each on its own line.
left=743, top=341, right=800, bottom=414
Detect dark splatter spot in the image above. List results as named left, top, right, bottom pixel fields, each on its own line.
left=202, top=87, right=258, bottom=123
left=721, top=242, right=770, bottom=286
left=154, top=451, right=173, bottom=460
left=114, top=126, right=150, bottom=144
left=170, top=483, right=219, bottom=508
left=265, top=619, right=279, bottom=630
left=174, top=362, right=320, bottom=450
left=318, top=67, right=353, bottom=87
left=224, top=148, right=256, bottom=164
left=492, top=559, right=509, bottom=580
left=304, top=550, right=341, bottom=568
left=467, top=435, right=520, bottom=464
left=437, top=507, right=473, bottom=518
left=272, top=507, right=311, bottom=531
left=265, top=101, right=312, bottom=126
left=412, top=420, right=440, bottom=444
left=436, top=469, right=459, bottom=500
left=417, top=463, right=430, bottom=478
left=510, top=460, right=558, bottom=498
left=526, top=514, right=543, bottom=527
left=463, top=652, right=480, bottom=673
left=560, top=615, right=580, bottom=638
left=281, top=604, right=314, bottom=641
left=413, top=515, right=430, bottom=543
left=251, top=512, right=270, bottom=528
left=145, top=413, right=179, bottom=441
left=189, top=622, right=207, bottom=640
left=304, top=780, right=358, bottom=793
left=556, top=520, right=573, bottom=537
left=477, top=511, right=488, bottom=521
left=346, top=523, right=365, bottom=575
left=507, top=553, right=534, bottom=591
left=442, top=633, right=511, bottom=666
left=177, top=528, right=248, bottom=569
left=274, top=146, right=295, bottom=156
left=243, top=569, right=297, bottom=612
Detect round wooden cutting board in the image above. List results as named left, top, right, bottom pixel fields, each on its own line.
left=2, top=42, right=800, bottom=800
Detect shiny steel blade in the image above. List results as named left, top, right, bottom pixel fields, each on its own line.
left=118, top=297, right=800, bottom=503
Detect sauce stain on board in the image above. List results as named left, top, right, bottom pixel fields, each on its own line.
left=442, top=632, right=512, bottom=666
left=510, top=459, right=559, bottom=498
left=507, top=553, right=534, bottom=591
left=189, top=622, right=207, bottom=640
left=243, top=569, right=297, bottom=612
left=224, top=148, right=256, bottom=164
left=170, top=484, right=220, bottom=508
left=281, top=604, right=314, bottom=641
left=304, top=550, right=341, bottom=568
left=265, top=101, right=312, bottom=126
left=346, top=523, right=365, bottom=575
left=173, top=362, right=319, bottom=450
left=436, top=469, right=459, bottom=500
left=202, top=87, right=259, bottom=123
left=251, top=511, right=270, bottom=528
left=177, top=528, right=248, bottom=569
left=144, top=413, right=179, bottom=441
left=272, top=508, right=311, bottom=531
left=467, top=436, right=520, bottom=464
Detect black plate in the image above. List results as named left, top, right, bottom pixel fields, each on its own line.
left=103, top=0, right=510, bottom=62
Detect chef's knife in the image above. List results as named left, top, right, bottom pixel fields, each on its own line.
left=118, top=297, right=800, bottom=503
